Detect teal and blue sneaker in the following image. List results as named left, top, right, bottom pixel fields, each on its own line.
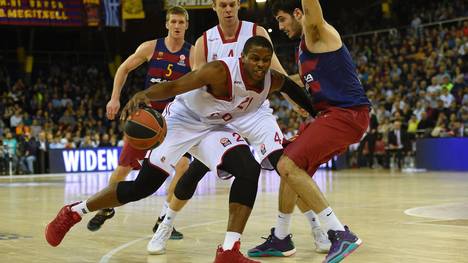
left=323, top=226, right=362, bottom=263
left=248, top=228, right=296, bottom=257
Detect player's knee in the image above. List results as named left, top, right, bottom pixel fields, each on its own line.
left=267, top=149, right=283, bottom=174
left=174, top=159, right=209, bottom=200
left=116, top=160, right=169, bottom=204
left=276, top=156, right=291, bottom=178
left=221, top=145, right=261, bottom=181
left=175, top=156, right=190, bottom=174
left=223, top=146, right=261, bottom=208
left=111, top=165, right=132, bottom=181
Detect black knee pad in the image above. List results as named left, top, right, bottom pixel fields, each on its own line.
left=268, top=149, right=284, bottom=174
left=220, top=146, right=261, bottom=208
left=116, top=159, right=169, bottom=204
left=174, top=158, right=210, bottom=200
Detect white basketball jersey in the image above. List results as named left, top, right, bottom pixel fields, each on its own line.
left=203, top=21, right=257, bottom=62
left=178, top=57, right=271, bottom=124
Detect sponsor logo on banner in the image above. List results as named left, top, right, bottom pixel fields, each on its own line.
left=49, top=148, right=120, bottom=173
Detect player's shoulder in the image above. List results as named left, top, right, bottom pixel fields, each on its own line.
left=138, top=39, right=157, bottom=52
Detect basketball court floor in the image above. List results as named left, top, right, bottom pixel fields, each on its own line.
left=1, top=169, right=467, bottom=263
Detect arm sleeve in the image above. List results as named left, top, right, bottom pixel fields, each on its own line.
left=280, top=76, right=317, bottom=117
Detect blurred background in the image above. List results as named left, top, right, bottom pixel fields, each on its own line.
left=0, top=0, right=466, bottom=175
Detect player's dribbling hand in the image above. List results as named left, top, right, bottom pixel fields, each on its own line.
left=106, top=99, right=120, bottom=120
left=120, top=91, right=150, bottom=121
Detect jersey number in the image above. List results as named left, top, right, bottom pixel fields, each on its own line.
left=274, top=132, right=282, bottom=144
left=165, top=64, right=173, bottom=77
left=228, top=49, right=234, bottom=57
left=237, top=97, right=253, bottom=110
left=232, top=132, right=244, bottom=142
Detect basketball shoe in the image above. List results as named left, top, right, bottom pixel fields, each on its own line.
left=87, top=208, right=115, bottom=231
left=215, top=241, right=260, bottom=263
left=323, top=226, right=362, bottom=263
left=313, top=228, right=331, bottom=253
left=152, top=216, right=183, bottom=239
left=247, top=228, right=296, bottom=257
left=147, top=222, right=172, bottom=254
left=45, top=202, right=82, bottom=246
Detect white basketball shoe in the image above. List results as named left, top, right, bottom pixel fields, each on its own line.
left=147, top=223, right=173, bottom=255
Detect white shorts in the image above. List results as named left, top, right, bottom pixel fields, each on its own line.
left=148, top=100, right=248, bottom=178
left=228, top=102, right=284, bottom=170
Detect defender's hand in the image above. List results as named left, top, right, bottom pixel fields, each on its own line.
left=106, top=99, right=121, bottom=120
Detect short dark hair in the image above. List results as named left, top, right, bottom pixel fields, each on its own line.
left=243, top=36, right=273, bottom=54
left=166, top=5, right=189, bottom=22
left=269, top=0, right=302, bottom=16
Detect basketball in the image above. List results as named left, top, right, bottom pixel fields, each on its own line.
left=124, top=108, right=167, bottom=150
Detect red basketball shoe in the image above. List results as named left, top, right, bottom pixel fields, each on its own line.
left=214, top=241, right=260, bottom=263
left=45, top=202, right=82, bottom=246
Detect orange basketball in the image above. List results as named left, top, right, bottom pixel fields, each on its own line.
left=124, top=108, right=167, bottom=150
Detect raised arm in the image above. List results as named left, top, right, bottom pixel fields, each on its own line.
left=107, top=40, right=155, bottom=120
left=121, top=61, right=226, bottom=120
left=302, top=0, right=342, bottom=52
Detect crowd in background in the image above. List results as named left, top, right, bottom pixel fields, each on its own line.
left=0, top=6, right=467, bottom=174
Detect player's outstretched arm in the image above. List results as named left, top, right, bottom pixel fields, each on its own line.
left=302, top=0, right=341, bottom=52
left=121, top=61, right=226, bottom=120
left=107, top=40, right=155, bottom=120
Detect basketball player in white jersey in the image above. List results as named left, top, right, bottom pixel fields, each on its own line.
left=45, top=36, right=317, bottom=263
left=150, top=0, right=330, bottom=255
left=86, top=6, right=192, bottom=239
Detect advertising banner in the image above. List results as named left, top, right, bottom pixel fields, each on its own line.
left=49, top=147, right=123, bottom=173
left=0, top=0, right=84, bottom=26
left=164, top=0, right=249, bottom=10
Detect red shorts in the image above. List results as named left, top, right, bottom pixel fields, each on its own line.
left=118, top=141, right=147, bottom=170
left=284, top=106, right=369, bottom=175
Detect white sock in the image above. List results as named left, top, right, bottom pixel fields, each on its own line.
left=159, top=201, right=169, bottom=219
left=303, top=210, right=321, bottom=231
left=274, top=212, right=292, bottom=239
left=222, top=232, right=241, bottom=250
left=161, top=207, right=177, bottom=226
left=71, top=201, right=89, bottom=216
left=317, top=207, right=345, bottom=233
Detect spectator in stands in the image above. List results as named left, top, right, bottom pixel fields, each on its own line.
left=37, top=131, right=49, bottom=173
left=20, top=132, right=39, bottom=174
left=386, top=121, right=409, bottom=169
left=431, top=116, right=448, bottom=137
left=49, top=136, right=65, bottom=149
left=0, top=139, right=7, bottom=175
left=3, top=131, right=18, bottom=173
left=98, top=134, right=112, bottom=147
left=440, top=87, right=455, bottom=107
left=10, top=109, right=23, bottom=129
left=81, top=135, right=94, bottom=148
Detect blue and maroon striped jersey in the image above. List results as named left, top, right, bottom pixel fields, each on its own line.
left=146, top=38, right=192, bottom=111
left=298, top=38, right=370, bottom=111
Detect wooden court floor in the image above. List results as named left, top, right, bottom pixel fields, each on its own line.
left=0, top=169, right=467, bottom=263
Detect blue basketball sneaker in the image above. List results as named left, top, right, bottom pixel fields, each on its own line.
left=323, top=226, right=362, bottom=263
left=248, top=228, right=296, bottom=257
